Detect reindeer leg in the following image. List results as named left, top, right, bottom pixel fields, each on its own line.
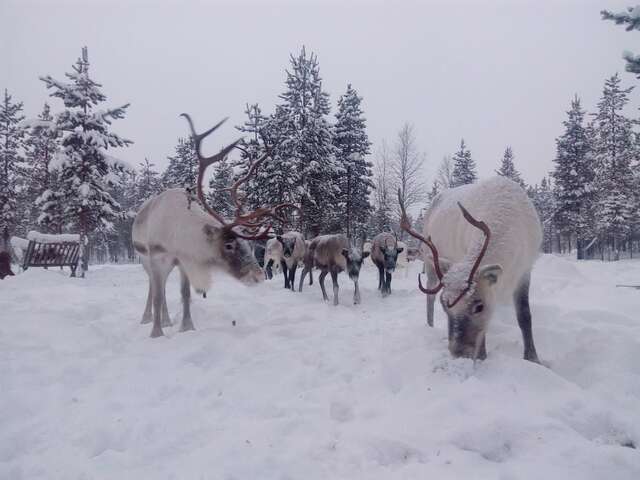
left=298, top=267, right=308, bottom=292
left=281, top=260, right=289, bottom=289
left=289, top=264, right=297, bottom=292
left=179, top=268, right=195, bottom=332
left=353, top=278, right=361, bottom=305
left=161, top=293, right=172, bottom=327
left=382, top=271, right=392, bottom=297
left=319, top=270, right=329, bottom=301
left=309, top=268, right=313, bottom=286
left=150, top=266, right=168, bottom=338
left=141, top=258, right=153, bottom=324
left=331, top=270, right=340, bottom=306
left=426, top=266, right=438, bottom=327
left=265, top=259, right=274, bottom=279
left=377, top=264, right=384, bottom=291
left=514, top=272, right=539, bottom=363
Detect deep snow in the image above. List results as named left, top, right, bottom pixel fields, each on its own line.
left=1, top=255, right=639, bottom=479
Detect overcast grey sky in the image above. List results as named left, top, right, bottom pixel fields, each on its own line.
left=2, top=0, right=639, bottom=187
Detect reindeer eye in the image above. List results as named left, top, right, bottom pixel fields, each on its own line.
left=472, top=303, right=484, bottom=314
left=224, top=242, right=235, bottom=251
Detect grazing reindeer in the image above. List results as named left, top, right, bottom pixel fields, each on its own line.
left=132, top=114, right=296, bottom=337
left=399, top=177, right=542, bottom=362
left=0, top=251, right=14, bottom=279
left=297, top=240, right=315, bottom=292
left=370, top=232, right=404, bottom=297
left=277, top=232, right=306, bottom=291
left=307, top=234, right=369, bottom=305
left=263, top=237, right=283, bottom=280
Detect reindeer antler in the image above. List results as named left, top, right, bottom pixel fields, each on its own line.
left=445, top=202, right=491, bottom=308
left=397, top=189, right=444, bottom=294
left=181, top=114, right=299, bottom=240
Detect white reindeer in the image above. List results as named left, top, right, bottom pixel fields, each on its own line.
left=132, top=114, right=296, bottom=337
left=399, top=176, right=542, bottom=362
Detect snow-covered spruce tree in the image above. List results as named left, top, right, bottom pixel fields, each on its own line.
left=273, top=47, right=342, bottom=235
left=602, top=7, right=640, bottom=78
left=136, top=157, right=163, bottom=205
left=496, top=146, right=525, bottom=187
left=234, top=103, right=276, bottom=216
left=162, top=136, right=197, bottom=189
left=528, top=177, right=557, bottom=253
left=333, top=84, right=373, bottom=239
left=450, top=138, right=477, bottom=187
left=23, top=103, right=60, bottom=231
left=551, top=96, right=595, bottom=259
left=38, top=47, right=132, bottom=276
left=99, top=168, right=137, bottom=263
left=591, top=73, right=635, bottom=259
left=207, top=158, right=234, bottom=219
left=0, top=89, right=26, bottom=250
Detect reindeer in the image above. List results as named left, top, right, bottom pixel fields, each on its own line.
left=276, top=232, right=306, bottom=291
left=297, top=240, right=315, bottom=292
left=399, top=176, right=542, bottom=362
left=304, top=234, right=369, bottom=305
left=132, top=114, right=296, bottom=337
left=0, top=251, right=14, bottom=279
left=263, top=237, right=283, bottom=280
left=370, top=232, right=404, bottom=297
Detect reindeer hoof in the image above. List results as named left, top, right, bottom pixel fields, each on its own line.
left=180, top=323, right=195, bottom=333
left=141, top=315, right=152, bottom=324
left=150, top=327, right=164, bottom=338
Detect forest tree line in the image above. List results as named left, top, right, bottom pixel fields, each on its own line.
left=1, top=42, right=640, bottom=269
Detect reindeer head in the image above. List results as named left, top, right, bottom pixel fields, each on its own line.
left=381, top=233, right=404, bottom=272
left=182, top=114, right=299, bottom=285
left=398, top=190, right=502, bottom=360
left=342, top=239, right=370, bottom=281
left=276, top=235, right=297, bottom=258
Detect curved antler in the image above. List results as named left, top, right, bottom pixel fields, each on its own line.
left=445, top=202, right=491, bottom=308
left=397, top=189, right=445, bottom=294
left=180, top=113, right=240, bottom=225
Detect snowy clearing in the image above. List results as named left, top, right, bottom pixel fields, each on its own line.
left=1, top=255, right=639, bottom=479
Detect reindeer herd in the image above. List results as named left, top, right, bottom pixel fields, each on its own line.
left=133, top=115, right=543, bottom=363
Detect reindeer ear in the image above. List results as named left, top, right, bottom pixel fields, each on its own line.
left=478, top=264, right=502, bottom=285
left=341, top=248, right=349, bottom=258
left=276, top=235, right=283, bottom=243
left=396, top=247, right=404, bottom=254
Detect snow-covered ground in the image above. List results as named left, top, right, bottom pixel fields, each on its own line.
left=1, top=255, right=639, bottom=479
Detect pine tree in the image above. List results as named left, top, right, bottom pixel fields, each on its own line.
left=273, top=47, right=342, bottom=235
left=136, top=158, right=163, bottom=204
left=450, top=138, right=477, bottom=187
left=207, top=158, right=234, bottom=219
left=528, top=177, right=557, bottom=253
left=0, top=89, right=26, bottom=249
left=552, top=96, right=595, bottom=259
left=602, top=7, right=640, bottom=78
left=24, top=103, right=59, bottom=231
left=38, top=47, right=132, bottom=276
left=334, top=84, right=373, bottom=238
left=591, top=73, right=635, bottom=258
left=496, top=146, right=525, bottom=187
left=162, top=137, right=197, bottom=189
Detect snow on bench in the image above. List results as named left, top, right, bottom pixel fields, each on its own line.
left=22, top=231, right=81, bottom=277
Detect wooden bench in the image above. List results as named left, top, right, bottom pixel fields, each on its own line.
left=22, top=232, right=81, bottom=277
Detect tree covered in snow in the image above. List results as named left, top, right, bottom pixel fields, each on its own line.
left=450, top=138, right=477, bottom=187
left=207, top=158, right=234, bottom=220
left=496, top=146, right=525, bottom=187
left=602, top=6, right=640, bottom=78
left=37, top=47, right=132, bottom=276
left=162, top=136, right=197, bottom=189
left=0, top=89, right=26, bottom=248
left=234, top=103, right=275, bottom=214
left=136, top=158, right=163, bottom=205
left=333, top=84, right=373, bottom=239
left=551, top=96, right=595, bottom=259
left=591, top=73, right=635, bottom=255
left=528, top=177, right=557, bottom=254
left=23, top=103, right=60, bottom=231
left=272, top=47, right=342, bottom=235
